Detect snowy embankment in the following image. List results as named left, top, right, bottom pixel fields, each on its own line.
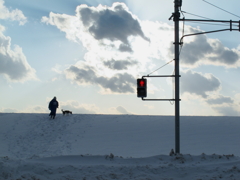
left=0, top=113, right=240, bottom=179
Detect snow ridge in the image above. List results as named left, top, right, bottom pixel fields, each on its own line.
left=0, top=113, right=240, bottom=179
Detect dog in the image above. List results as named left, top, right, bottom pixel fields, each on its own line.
left=62, top=109, right=72, bottom=115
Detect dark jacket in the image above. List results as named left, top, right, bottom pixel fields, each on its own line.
left=48, top=99, right=59, bottom=111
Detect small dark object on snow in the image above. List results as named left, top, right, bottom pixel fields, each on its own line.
left=169, top=149, right=175, bottom=156
left=105, top=153, right=114, bottom=160
left=62, top=109, right=72, bottom=115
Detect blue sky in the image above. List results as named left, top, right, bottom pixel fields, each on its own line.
left=0, top=0, right=240, bottom=116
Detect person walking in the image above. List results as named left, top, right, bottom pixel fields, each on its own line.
left=48, top=97, right=59, bottom=119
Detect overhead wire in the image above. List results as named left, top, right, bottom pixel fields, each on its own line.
left=145, top=59, right=175, bottom=105
left=181, top=11, right=239, bottom=27
left=187, top=21, right=238, bottom=27
left=181, top=11, right=213, bottom=20
left=147, top=59, right=174, bottom=76
left=202, top=0, right=240, bottom=19
left=180, top=1, right=240, bottom=48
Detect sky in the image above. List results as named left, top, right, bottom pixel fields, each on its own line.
left=0, top=0, right=240, bottom=116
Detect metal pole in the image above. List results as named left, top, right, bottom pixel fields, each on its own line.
left=174, top=0, right=180, bottom=154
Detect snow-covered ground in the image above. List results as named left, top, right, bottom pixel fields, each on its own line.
left=0, top=113, right=240, bottom=179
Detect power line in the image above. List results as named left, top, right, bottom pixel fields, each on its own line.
left=181, top=11, right=213, bottom=20
left=187, top=21, right=238, bottom=28
left=181, top=10, right=239, bottom=28
left=147, top=59, right=174, bottom=76
left=202, top=0, right=240, bottom=19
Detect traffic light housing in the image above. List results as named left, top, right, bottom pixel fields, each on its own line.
left=137, top=78, right=147, bottom=97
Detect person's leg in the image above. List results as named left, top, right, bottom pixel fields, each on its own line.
left=50, top=111, right=54, bottom=119
left=53, top=109, right=56, bottom=119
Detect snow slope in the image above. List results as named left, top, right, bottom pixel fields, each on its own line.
left=0, top=113, right=240, bottom=179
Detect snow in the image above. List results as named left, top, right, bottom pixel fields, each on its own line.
left=0, top=113, right=240, bottom=179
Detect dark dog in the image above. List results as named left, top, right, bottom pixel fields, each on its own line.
left=62, top=109, right=72, bottom=115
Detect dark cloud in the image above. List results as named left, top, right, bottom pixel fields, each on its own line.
left=209, top=42, right=239, bottom=65
left=67, top=65, right=96, bottom=83
left=119, top=43, right=133, bottom=52
left=103, top=59, right=137, bottom=70
left=181, top=70, right=220, bottom=98
left=170, top=28, right=240, bottom=67
left=180, top=35, right=212, bottom=65
left=67, top=65, right=135, bottom=93
left=0, top=53, right=33, bottom=80
left=0, top=34, right=36, bottom=81
left=77, top=3, right=149, bottom=51
left=206, top=95, right=234, bottom=105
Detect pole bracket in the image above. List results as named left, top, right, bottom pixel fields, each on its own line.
left=142, top=98, right=181, bottom=101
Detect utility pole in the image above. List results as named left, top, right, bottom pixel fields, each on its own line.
left=141, top=0, right=182, bottom=154
left=173, top=0, right=181, bottom=154
left=139, top=0, right=239, bottom=156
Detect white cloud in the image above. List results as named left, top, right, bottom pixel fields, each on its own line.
left=41, top=3, right=175, bottom=94
left=51, top=64, right=66, bottom=74
left=116, top=106, right=131, bottom=114
left=41, top=2, right=151, bottom=59
left=0, top=27, right=37, bottom=82
left=0, top=107, right=18, bottom=113
left=41, top=12, right=77, bottom=42
left=0, top=0, right=27, bottom=25
left=76, top=3, right=149, bottom=50
left=107, top=106, right=132, bottom=114
left=60, top=100, right=100, bottom=114
left=41, top=3, right=240, bottom=98
left=21, top=106, right=48, bottom=113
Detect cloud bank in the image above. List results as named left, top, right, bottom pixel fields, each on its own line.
left=42, top=2, right=151, bottom=94
left=65, top=64, right=135, bottom=93
left=0, top=26, right=36, bottom=82
left=0, top=1, right=35, bottom=82
left=181, top=70, right=239, bottom=115
left=175, top=27, right=240, bottom=68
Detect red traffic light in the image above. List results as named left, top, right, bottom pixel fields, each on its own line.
left=137, top=79, right=147, bottom=88
left=139, top=80, right=145, bottom=87
left=137, top=78, right=147, bottom=97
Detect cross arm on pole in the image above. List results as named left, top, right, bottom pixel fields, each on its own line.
left=142, top=75, right=181, bottom=78
left=179, top=18, right=240, bottom=43
left=180, top=29, right=235, bottom=43
left=179, top=18, right=240, bottom=24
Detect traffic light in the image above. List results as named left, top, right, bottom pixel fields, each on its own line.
left=137, top=78, right=147, bottom=97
